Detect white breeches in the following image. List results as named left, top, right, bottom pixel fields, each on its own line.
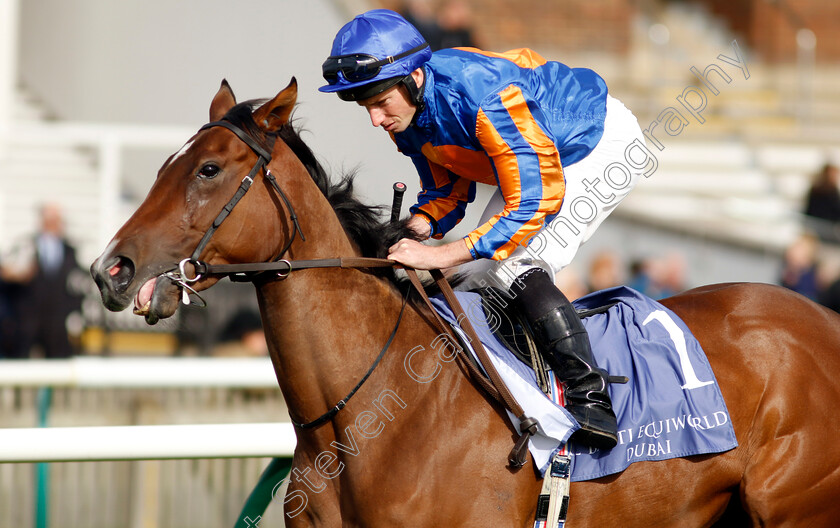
left=458, top=95, right=650, bottom=290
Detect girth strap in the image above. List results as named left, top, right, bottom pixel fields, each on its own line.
left=536, top=451, right=572, bottom=526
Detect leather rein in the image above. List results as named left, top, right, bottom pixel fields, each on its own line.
left=165, top=119, right=538, bottom=468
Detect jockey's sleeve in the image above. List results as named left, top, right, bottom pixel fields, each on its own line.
left=408, top=155, right=476, bottom=239
left=466, top=84, right=566, bottom=261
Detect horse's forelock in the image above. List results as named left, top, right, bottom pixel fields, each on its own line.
left=221, top=100, right=273, bottom=153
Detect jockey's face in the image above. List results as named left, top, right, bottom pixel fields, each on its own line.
left=357, top=69, right=423, bottom=134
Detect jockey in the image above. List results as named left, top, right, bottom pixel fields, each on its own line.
left=320, top=9, right=647, bottom=450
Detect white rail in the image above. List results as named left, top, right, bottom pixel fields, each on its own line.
left=0, top=357, right=278, bottom=388
left=0, top=422, right=296, bottom=463
left=0, top=357, right=295, bottom=463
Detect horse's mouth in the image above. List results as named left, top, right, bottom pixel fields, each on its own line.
left=133, top=277, right=157, bottom=315
left=133, top=275, right=181, bottom=325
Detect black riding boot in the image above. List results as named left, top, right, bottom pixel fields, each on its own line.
left=511, top=268, right=618, bottom=450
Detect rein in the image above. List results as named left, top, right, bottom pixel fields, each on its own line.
left=169, top=119, right=538, bottom=468
left=202, top=254, right=539, bottom=466
left=293, top=284, right=409, bottom=429
left=190, top=257, right=396, bottom=282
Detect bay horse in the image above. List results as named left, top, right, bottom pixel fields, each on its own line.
left=91, top=79, right=840, bottom=526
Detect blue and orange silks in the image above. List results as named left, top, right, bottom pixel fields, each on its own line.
left=395, top=47, right=608, bottom=260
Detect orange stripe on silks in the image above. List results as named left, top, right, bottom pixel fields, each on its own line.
left=474, top=107, right=524, bottom=260
left=415, top=205, right=448, bottom=239
left=497, top=85, right=565, bottom=226
left=450, top=176, right=473, bottom=211
left=414, top=160, right=453, bottom=226
left=416, top=168, right=473, bottom=239
left=420, top=143, right=496, bottom=185
left=463, top=235, right=477, bottom=258
left=498, top=85, right=563, bottom=169
left=459, top=48, right=548, bottom=69
left=427, top=158, right=452, bottom=189
left=472, top=86, right=565, bottom=260
left=465, top=215, right=509, bottom=258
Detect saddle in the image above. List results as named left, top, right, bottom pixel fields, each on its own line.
left=428, top=284, right=737, bottom=527
left=473, top=287, right=622, bottom=394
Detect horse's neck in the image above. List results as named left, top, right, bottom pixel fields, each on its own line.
left=253, top=170, right=404, bottom=429
left=257, top=268, right=400, bottom=397
left=253, top=167, right=490, bottom=481
left=256, top=263, right=530, bottom=522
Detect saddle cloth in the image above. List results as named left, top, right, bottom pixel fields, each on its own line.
left=429, top=286, right=738, bottom=481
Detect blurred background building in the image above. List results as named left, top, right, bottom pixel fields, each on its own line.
left=1, top=0, right=839, bottom=343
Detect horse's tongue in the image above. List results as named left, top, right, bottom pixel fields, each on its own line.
left=134, top=277, right=157, bottom=314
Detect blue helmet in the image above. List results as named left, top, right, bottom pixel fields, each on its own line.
left=320, top=9, right=431, bottom=102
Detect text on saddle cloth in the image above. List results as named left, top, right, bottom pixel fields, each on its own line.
left=427, top=286, right=738, bottom=480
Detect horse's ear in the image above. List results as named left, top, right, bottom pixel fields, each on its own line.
left=210, top=79, right=237, bottom=122
left=253, top=77, right=298, bottom=132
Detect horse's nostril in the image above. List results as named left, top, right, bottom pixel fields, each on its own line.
left=109, top=256, right=136, bottom=294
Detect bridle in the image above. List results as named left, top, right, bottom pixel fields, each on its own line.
left=161, top=118, right=409, bottom=431
left=167, top=120, right=398, bottom=288
left=159, top=118, right=538, bottom=467
left=167, top=120, right=305, bottom=290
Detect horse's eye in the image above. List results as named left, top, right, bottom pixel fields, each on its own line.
left=197, top=163, right=221, bottom=179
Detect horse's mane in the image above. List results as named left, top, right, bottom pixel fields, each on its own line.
left=223, top=101, right=421, bottom=278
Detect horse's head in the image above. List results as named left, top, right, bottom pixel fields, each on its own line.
left=91, top=79, right=301, bottom=324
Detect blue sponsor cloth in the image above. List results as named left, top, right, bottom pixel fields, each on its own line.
left=430, top=286, right=738, bottom=481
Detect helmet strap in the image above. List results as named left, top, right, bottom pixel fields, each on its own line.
left=401, top=69, right=426, bottom=125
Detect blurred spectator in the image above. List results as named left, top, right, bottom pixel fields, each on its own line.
left=0, top=203, right=84, bottom=358
left=627, top=257, right=656, bottom=297
left=554, top=265, right=587, bottom=301
left=626, top=252, right=687, bottom=299
left=818, top=260, right=840, bottom=312
left=398, top=0, right=478, bottom=51
left=0, top=275, right=24, bottom=355
left=819, top=283, right=840, bottom=312
left=803, top=162, right=840, bottom=242
left=399, top=0, right=443, bottom=50
left=652, top=252, right=687, bottom=298
left=818, top=268, right=840, bottom=312
left=213, top=309, right=268, bottom=357
left=436, top=0, right=478, bottom=49
left=780, top=233, right=821, bottom=301
left=587, top=250, right=624, bottom=293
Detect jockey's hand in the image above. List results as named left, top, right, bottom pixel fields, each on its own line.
left=405, top=215, right=432, bottom=239
left=387, top=238, right=473, bottom=270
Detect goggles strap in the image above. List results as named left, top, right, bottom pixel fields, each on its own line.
left=324, top=42, right=429, bottom=81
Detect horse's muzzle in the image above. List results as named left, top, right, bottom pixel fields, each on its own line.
left=90, top=254, right=182, bottom=325
left=91, top=254, right=135, bottom=312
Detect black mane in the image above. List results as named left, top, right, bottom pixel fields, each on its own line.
left=222, top=101, right=420, bottom=269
